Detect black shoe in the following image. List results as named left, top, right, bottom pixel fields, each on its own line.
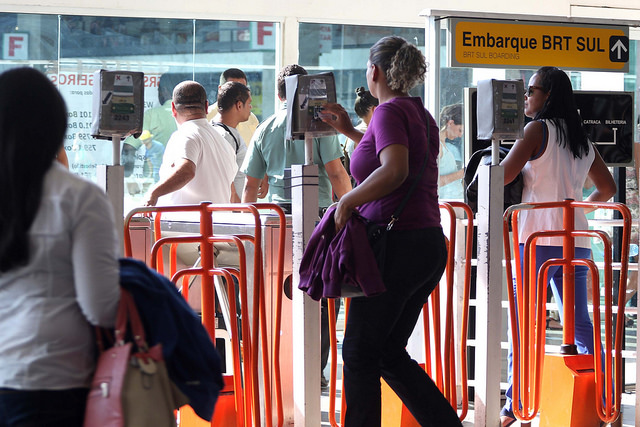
left=321, top=374, right=329, bottom=389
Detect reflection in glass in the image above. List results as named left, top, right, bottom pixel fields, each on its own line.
left=298, top=23, right=425, bottom=126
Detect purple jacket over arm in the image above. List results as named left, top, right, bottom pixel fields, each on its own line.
left=298, top=206, right=386, bottom=300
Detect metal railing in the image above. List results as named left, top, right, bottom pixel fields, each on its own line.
left=503, top=200, right=631, bottom=424
left=123, top=203, right=287, bottom=427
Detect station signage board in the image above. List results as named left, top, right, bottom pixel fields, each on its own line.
left=575, top=91, right=634, bottom=166
left=466, top=88, right=634, bottom=167
left=450, top=19, right=629, bottom=72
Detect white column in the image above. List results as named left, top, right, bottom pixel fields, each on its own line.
left=474, top=164, right=504, bottom=427
left=632, top=229, right=640, bottom=426
left=291, top=162, right=321, bottom=426
left=96, top=163, right=124, bottom=256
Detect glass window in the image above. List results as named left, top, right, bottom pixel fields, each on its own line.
left=0, top=13, right=278, bottom=212
left=58, top=17, right=198, bottom=210
left=435, top=22, right=638, bottom=201
left=299, top=23, right=436, bottom=196
left=194, top=20, right=277, bottom=122
left=298, top=23, right=425, bottom=124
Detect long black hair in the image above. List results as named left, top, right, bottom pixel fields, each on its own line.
left=0, top=68, right=67, bottom=272
left=533, top=66, right=589, bottom=159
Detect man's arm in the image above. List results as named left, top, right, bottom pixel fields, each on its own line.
left=230, top=183, right=241, bottom=203
left=144, top=158, right=196, bottom=206
left=242, top=175, right=263, bottom=203
left=324, top=157, right=352, bottom=200
left=256, top=174, right=269, bottom=199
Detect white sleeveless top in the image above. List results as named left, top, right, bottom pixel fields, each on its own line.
left=518, top=119, right=595, bottom=248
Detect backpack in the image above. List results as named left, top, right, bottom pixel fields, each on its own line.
left=464, top=146, right=523, bottom=214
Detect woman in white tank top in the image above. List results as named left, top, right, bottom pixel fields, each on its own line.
left=498, top=66, right=616, bottom=427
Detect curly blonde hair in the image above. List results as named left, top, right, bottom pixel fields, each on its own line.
left=369, top=36, right=427, bottom=93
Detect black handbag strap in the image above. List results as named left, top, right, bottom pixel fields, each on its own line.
left=213, top=122, right=240, bottom=152
left=386, top=108, right=432, bottom=230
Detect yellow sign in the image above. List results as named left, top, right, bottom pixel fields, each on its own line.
left=451, top=19, right=629, bottom=72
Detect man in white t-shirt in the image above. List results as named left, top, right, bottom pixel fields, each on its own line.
left=211, top=81, right=251, bottom=202
left=144, top=80, right=237, bottom=206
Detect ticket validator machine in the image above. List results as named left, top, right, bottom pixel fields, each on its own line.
left=285, top=72, right=338, bottom=426
left=474, top=79, right=525, bottom=425
left=91, top=70, right=144, bottom=252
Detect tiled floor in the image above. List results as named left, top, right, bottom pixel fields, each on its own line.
left=322, top=386, right=637, bottom=426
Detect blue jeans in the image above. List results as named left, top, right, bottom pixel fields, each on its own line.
left=0, top=388, right=88, bottom=427
left=342, top=227, right=462, bottom=427
left=503, top=245, right=593, bottom=415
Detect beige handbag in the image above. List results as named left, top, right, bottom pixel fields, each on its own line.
left=84, top=289, right=188, bottom=427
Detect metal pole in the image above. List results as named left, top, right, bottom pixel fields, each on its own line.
left=112, top=134, right=121, bottom=165
left=560, top=200, right=578, bottom=355
left=292, top=132, right=321, bottom=426
left=474, top=163, right=504, bottom=427
left=492, top=140, right=501, bottom=166
left=304, top=132, right=314, bottom=166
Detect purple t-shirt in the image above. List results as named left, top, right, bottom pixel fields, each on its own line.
left=350, top=96, right=441, bottom=230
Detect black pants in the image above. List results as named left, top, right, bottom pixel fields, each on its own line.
left=0, top=388, right=88, bottom=427
left=341, top=227, right=462, bottom=427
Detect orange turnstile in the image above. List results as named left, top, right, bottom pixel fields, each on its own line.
left=380, top=366, right=422, bottom=427
left=539, top=354, right=600, bottom=427
left=504, top=200, right=631, bottom=426
left=179, top=375, right=238, bottom=427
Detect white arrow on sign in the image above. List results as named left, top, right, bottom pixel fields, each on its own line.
left=611, top=39, right=628, bottom=60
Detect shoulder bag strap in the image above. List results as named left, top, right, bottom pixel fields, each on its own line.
left=386, top=108, right=431, bottom=230
left=213, top=122, right=240, bottom=152
left=115, top=288, right=148, bottom=351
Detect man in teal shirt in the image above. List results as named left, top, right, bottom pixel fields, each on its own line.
left=241, top=64, right=350, bottom=389
left=240, top=64, right=351, bottom=208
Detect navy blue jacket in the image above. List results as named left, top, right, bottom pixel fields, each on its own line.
left=119, top=258, right=224, bottom=421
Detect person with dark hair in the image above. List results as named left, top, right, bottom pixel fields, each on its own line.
left=219, top=67, right=247, bottom=86
left=207, top=67, right=260, bottom=147
left=0, top=67, right=120, bottom=426
left=353, top=86, right=379, bottom=120
left=438, top=103, right=464, bottom=200
left=212, top=81, right=251, bottom=202
left=439, top=103, right=464, bottom=166
left=147, top=73, right=181, bottom=146
left=241, top=63, right=351, bottom=207
left=217, top=80, right=251, bottom=112
left=498, top=66, right=616, bottom=427
left=343, top=87, right=378, bottom=174
left=144, top=80, right=237, bottom=206
left=319, top=36, right=463, bottom=426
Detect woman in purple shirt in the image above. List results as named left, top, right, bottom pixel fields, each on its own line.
left=321, top=36, right=462, bottom=427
